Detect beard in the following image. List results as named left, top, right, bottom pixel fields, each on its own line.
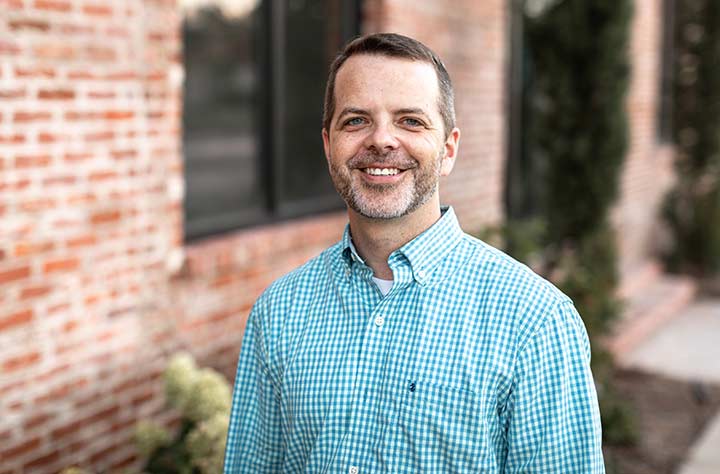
left=328, top=148, right=443, bottom=219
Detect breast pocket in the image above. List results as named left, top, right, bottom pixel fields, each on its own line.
left=381, top=380, right=491, bottom=473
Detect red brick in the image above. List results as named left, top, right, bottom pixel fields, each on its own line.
left=111, top=149, right=137, bottom=160
left=0, top=41, right=21, bottom=55
left=24, top=411, right=56, bottom=430
left=38, top=132, right=65, bottom=143
left=68, top=70, right=96, bottom=80
left=0, top=133, right=26, bottom=144
left=85, top=46, right=116, bottom=61
left=67, top=234, right=97, bottom=248
left=33, top=43, right=75, bottom=60
left=84, top=131, right=114, bottom=142
left=13, top=111, right=52, bottom=122
left=0, top=88, right=26, bottom=99
left=104, top=110, right=134, bottom=120
left=38, top=89, right=75, bottom=100
left=83, top=3, right=112, bottom=15
left=0, top=437, right=41, bottom=458
left=60, top=23, right=95, bottom=35
left=0, top=266, right=31, bottom=284
left=35, top=0, right=73, bottom=11
left=15, top=241, right=54, bottom=256
left=43, top=175, right=76, bottom=186
left=89, top=171, right=117, bottom=181
left=64, top=151, right=93, bottom=162
left=91, top=210, right=121, bottom=224
left=2, top=351, right=41, bottom=372
left=14, top=66, right=56, bottom=78
left=15, top=154, right=52, bottom=168
left=23, top=451, right=60, bottom=471
left=51, top=405, right=119, bottom=440
left=20, top=285, right=53, bottom=300
left=9, top=19, right=50, bottom=31
left=0, top=309, right=33, bottom=331
left=88, top=90, right=116, bottom=99
left=43, top=258, right=79, bottom=274
left=20, top=198, right=56, bottom=212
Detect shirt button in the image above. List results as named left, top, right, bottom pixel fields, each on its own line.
left=416, top=269, right=426, bottom=280
left=374, top=316, right=385, bottom=327
left=349, top=466, right=359, bottom=474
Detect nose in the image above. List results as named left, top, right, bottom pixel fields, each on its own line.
left=363, top=119, right=399, bottom=152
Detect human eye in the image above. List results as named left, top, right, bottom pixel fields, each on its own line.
left=401, top=117, right=425, bottom=128
left=343, top=116, right=366, bottom=127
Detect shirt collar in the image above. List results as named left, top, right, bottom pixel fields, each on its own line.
left=341, top=206, right=464, bottom=283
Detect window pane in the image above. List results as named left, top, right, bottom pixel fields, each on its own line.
left=281, top=0, right=345, bottom=206
left=182, top=2, right=264, bottom=238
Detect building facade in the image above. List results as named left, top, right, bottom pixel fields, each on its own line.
left=0, top=0, right=672, bottom=471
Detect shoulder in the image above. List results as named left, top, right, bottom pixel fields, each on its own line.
left=253, top=241, right=343, bottom=316
left=454, top=233, right=578, bottom=345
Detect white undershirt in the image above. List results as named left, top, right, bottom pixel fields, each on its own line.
left=348, top=239, right=394, bottom=296
left=371, top=276, right=394, bottom=296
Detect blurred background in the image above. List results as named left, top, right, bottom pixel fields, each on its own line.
left=1, top=0, right=719, bottom=472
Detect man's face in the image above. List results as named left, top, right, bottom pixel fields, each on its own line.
left=322, top=54, right=459, bottom=220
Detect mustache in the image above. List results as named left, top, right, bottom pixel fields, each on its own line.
left=347, top=151, right=417, bottom=170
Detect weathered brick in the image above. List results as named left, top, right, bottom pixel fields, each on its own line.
left=9, top=19, right=51, bottom=31
left=0, top=266, right=31, bottom=284
left=2, top=351, right=41, bottom=372
left=38, top=89, right=75, bottom=100
left=34, top=0, right=73, bottom=11
left=91, top=210, right=121, bottom=224
left=15, top=241, right=54, bottom=256
left=15, top=154, right=52, bottom=168
left=43, top=257, right=79, bottom=274
left=0, top=309, right=33, bottom=331
left=23, top=451, right=60, bottom=471
left=0, top=437, right=41, bottom=458
left=13, top=111, right=52, bottom=122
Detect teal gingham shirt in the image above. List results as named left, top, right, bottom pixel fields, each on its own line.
left=224, top=207, right=604, bottom=473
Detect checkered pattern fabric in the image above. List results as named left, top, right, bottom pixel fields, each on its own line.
left=224, top=207, right=604, bottom=473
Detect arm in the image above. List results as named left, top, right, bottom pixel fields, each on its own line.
left=223, top=303, right=283, bottom=473
left=503, top=301, right=604, bottom=473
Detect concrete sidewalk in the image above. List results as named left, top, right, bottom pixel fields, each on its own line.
left=620, top=299, right=720, bottom=474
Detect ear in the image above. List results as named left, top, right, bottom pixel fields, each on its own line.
left=440, top=127, right=460, bottom=176
left=322, top=128, right=331, bottom=163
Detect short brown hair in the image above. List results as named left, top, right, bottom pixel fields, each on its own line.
left=323, top=33, right=455, bottom=137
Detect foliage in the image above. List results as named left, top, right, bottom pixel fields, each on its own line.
left=134, top=352, right=231, bottom=474
left=663, top=0, right=720, bottom=275
left=516, top=0, right=636, bottom=445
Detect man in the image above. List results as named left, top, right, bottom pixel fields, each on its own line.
left=224, top=33, right=604, bottom=473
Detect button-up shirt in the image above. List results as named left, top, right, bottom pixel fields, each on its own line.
left=223, top=207, right=604, bottom=473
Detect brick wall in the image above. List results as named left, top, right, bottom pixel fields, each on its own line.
left=1, top=0, right=184, bottom=471
left=0, top=0, right=508, bottom=471
left=614, top=0, right=676, bottom=280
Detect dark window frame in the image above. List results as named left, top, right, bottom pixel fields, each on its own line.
left=183, top=0, right=360, bottom=242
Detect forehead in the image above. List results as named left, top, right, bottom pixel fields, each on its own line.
left=333, top=54, right=440, bottom=112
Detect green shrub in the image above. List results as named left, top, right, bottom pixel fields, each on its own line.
left=134, top=352, right=231, bottom=474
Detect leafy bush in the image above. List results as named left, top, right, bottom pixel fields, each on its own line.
left=134, top=352, right=231, bottom=474
left=663, top=0, right=720, bottom=275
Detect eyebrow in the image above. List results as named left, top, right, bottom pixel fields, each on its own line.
left=337, top=107, right=369, bottom=122
left=336, top=107, right=434, bottom=123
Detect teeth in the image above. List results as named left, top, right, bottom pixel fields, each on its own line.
left=365, top=168, right=400, bottom=176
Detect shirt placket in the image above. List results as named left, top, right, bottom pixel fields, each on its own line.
left=335, top=265, right=402, bottom=474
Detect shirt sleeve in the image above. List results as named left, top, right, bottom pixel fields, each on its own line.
left=223, top=301, right=283, bottom=473
left=503, top=301, right=605, bottom=473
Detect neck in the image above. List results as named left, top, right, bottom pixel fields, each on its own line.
left=348, top=196, right=442, bottom=280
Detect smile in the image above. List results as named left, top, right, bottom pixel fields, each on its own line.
left=363, top=167, right=402, bottom=176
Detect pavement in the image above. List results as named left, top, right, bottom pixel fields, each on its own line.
left=620, top=298, right=720, bottom=474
